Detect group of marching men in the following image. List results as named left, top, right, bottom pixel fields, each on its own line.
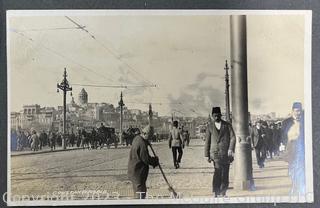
left=13, top=123, right=118, bottom=152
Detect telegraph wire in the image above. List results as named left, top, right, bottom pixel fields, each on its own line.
left=126, top=101, right=182, bottom=105
left=16, top=26, right=85, bottom=32
left=64, top=16, right=154, bottom=86
left=71, top=83, right=157, bottom=88
left=10, top=28, right=116, bottom=83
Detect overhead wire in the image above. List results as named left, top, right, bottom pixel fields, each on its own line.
left=71, top=83, right=157, bottom=88
left=64, top=16, right=154, bottom=86
left=16, top=26, right=85, bottom=32
left=125, top=101, right=182, bottom=105
left=10, top=28, right=115, bottom=83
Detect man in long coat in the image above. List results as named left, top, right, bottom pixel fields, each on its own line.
left=204, top=107, right=236, bottom=197
left=251, top=121, right=267, bottom=168
left=128, top=125, right=159, bottom=199
left=281, top=102, right=305, bottom=195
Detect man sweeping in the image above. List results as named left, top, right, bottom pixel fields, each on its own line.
left=127, top=125, right=159, bottom=199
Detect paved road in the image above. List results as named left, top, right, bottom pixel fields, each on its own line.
left=10, top=139, right=291, bottom=200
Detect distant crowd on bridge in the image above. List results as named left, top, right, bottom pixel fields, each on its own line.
left=10, top=123, right=191, bottom=152
left=11, top=118, right=283, bottom=159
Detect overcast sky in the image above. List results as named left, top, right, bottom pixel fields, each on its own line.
left=8, top=11, right=308, bottom=117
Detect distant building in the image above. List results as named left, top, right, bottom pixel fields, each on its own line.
left=10, top=105, right=57, bottom=131
left=10, top=89, right=163, bottom=134
left=78, top=88, right=88, bottom=105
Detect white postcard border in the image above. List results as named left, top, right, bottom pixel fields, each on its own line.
left=6, top=9, right=313, bottom=206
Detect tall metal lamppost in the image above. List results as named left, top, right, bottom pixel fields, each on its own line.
left=57, top=68, right=72, bottom=150
left=118, top=92, right=125, bottom=145
left=225, top=60, right=231, bottom=122
left=148, top=103, right=153, bottom=126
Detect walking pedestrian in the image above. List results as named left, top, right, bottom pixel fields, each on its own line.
left=49, top=131, right=56, bottom=151
left=39, top=130, right=47, bottom=150
left=281, top=102, right=305, bottom=195
left=127, top=125, right=159, bottom=199
left=204, top=107, right=236, bottom=197
left=30, top=130, right=39, bottom=151
left=185, top=130, right=190, bottom=146
left=169, top=120, right=183, bottom=169
left=69, top=130, right=75, bottom=147
left=251, top=121, right=267, bottom=168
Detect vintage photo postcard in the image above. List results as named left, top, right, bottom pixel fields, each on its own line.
left=6, top=10, right=313, bottom=206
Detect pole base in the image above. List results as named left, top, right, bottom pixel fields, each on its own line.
left=233, top=179, right=255, bottom=191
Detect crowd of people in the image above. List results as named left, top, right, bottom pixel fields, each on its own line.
left=11, top=129, right=63, bottom=152
left=11, top=123, right=120, bottom=152
left=10, top=102, right=305, bottom=198
left=250, top=120, right=284, bottom=168
left=127, top=102, right=305, bottom=198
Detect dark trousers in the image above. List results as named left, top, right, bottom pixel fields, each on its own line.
left=172, top=147, right=183, bottom=165
left=132, top=182, right=147, bottom=199
left=255, top=147, right=266, bottom=167
left=212, top=163, right=230, bottom=196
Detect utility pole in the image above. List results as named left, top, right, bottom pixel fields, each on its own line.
left=57, top=68, right=72, bottom=150
left=118, top=92, right=125, bottom=145
left=225, top=60, right=231, bottom=122
left=230, top=15, right=254, bottom=190
left=148, top=103, right=153, bottom=126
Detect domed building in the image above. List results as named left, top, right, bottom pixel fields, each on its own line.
left=78, top=88, right=88, bottom=105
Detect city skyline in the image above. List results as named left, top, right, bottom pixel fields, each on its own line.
left=8, top=11, right=306, bottom=117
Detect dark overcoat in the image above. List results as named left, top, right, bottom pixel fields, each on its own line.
left=127, top=135, right=157, bottom=185
left=251, top=127, right=265, bottom=149
left=204, top=120, right=236, bottom=164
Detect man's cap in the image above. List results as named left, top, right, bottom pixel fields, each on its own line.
left=292, top=102, right=302, bottom=110
left=212, top=107, right=221, bottom=115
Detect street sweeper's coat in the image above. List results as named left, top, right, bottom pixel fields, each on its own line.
left=127, top=135, right=158, bottom=187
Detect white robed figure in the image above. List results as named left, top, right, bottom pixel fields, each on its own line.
left=282, top=102, right=306, bottom=195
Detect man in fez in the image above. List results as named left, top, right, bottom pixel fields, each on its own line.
left=205, top=107, right=236, bottom=197
left=128, top=125, right=159, bottom=199
left=281, top=102, right=305, bottom=195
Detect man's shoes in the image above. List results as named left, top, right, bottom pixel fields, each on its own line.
left=214, top=193, right=227, bottom=198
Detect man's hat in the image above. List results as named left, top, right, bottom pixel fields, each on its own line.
left=292, top=102, right=302, bottom=110
left=212, top=107, right=221, bottom=115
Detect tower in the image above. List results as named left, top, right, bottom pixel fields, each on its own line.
left=78, top=88, right=88, bottom=105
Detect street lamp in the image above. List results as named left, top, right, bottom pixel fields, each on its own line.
left=225, top=60, right=231, bottom=122
left=118, top=92, right=125, bottom=145
left=57, top=68, right=72, bottom=150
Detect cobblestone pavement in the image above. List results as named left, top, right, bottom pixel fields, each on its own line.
left=10, top=139, right=291, bottom=201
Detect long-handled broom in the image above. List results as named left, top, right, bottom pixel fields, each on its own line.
left=148, top=142, right=178, bottom=198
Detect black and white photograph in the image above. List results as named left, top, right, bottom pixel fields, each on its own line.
left=6, top=10, right=313, bottom=206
